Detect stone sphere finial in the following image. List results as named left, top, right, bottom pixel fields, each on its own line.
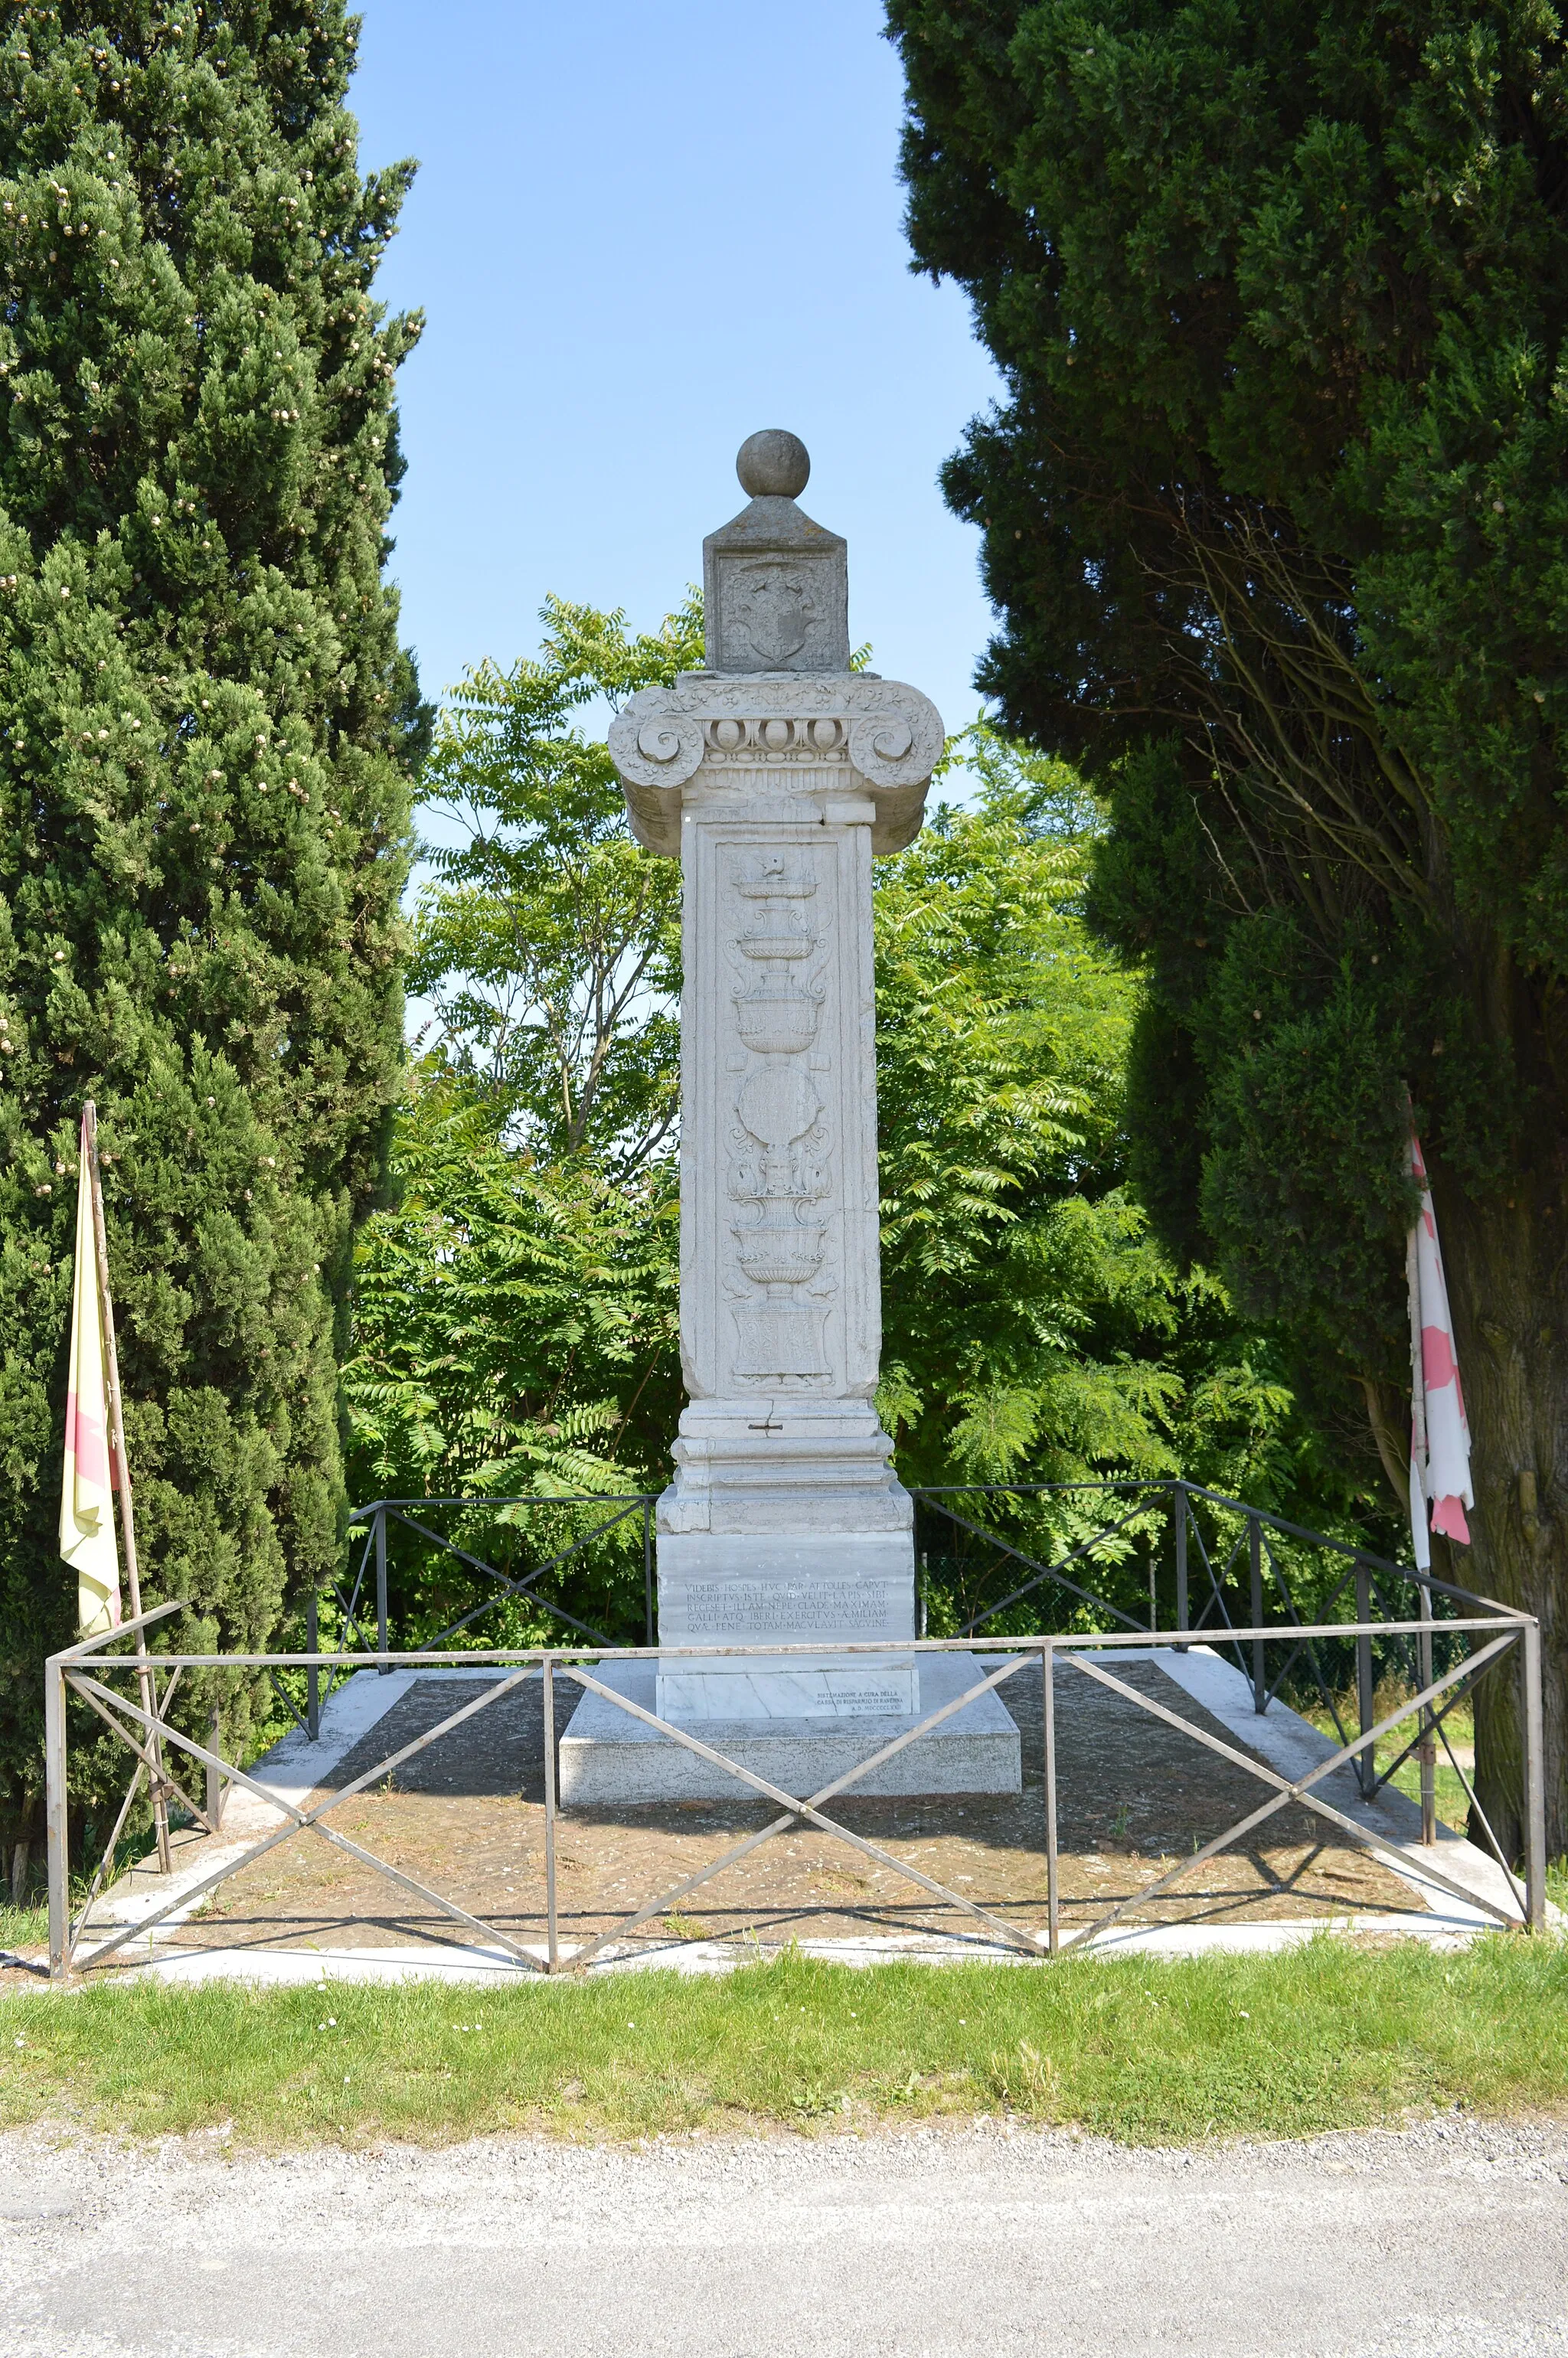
left=737, top=428, right=810, bottom=500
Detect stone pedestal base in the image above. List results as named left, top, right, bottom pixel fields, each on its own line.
left=658, top=1400, right=915, bottom=1537
left=655, top=1528, right=918, bottom=1719
left=558, top=1654, right=1022, bottom=1804
left=658, top=1651, right=918, bottom=1720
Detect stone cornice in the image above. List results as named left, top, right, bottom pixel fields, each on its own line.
left=608, top=673, right=944, bottom=857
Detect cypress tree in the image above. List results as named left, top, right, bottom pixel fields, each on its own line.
left=0, top=0, right=426, bottom=1851
left=889, top=0, right=1568, bottom=1858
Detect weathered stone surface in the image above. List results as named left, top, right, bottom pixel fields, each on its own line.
left=570, top=433, right=1015, bottom=1792
left=558, top=1654, right=1023, bottom=1804
left=655, top=1532, right=917, bottom=1722
left=735, top=426, right=811, bottom=499
left=608, top=673, right=941, bottom=859
left=702, top=431, right=848, bottom=674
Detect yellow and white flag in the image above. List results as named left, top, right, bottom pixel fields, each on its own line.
left=59, top=1115, right=119, bottom=1635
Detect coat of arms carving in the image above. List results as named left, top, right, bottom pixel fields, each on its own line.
left=730, top=563, right=817, bottom=668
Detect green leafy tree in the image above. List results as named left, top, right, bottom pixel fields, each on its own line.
left=888, top=0, right=1568, bottom=1853
left=0, top=1, right=426, bottom=1851
left=411, top=596, right=701, bottom=1177
left=341, top=1069, right=679, bottom=1644
left=345, top=596, right=703, bottom=1643
left=875, top=727, right=1182, bottom=1485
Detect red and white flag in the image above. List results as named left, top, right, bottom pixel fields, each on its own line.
left=1407, top=1131, right=1472, bottom=1570
left=59, top=1113, right=120, bottom=1635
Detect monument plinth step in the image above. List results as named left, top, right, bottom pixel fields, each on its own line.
left=656, top=1651, right=918, bottom=1721
left=558, top=1654, right=1022, bottom=1804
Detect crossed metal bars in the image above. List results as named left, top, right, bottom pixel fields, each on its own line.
left=344, top=1493, right=658, bottom=1667
left=338, top=1477, right=1494, bottom=1830
left=252, top=1495, right=659, bottom=1752
left=916, top=1480, right=1508, bottom=1847
left=44, top=1599, right=1547, bottom=1984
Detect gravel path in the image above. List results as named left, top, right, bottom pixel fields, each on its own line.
left=2, top=2115, right=1566, bottom=2356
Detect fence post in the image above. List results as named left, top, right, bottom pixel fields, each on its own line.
left=45, top=1654, right=67, bottom=1982
left=542, top=1655, right=559, bottom=1973
left=920, top=1550, right=929, bottom=1641
left=1355, top=1559, right=1375, bottom=1796
left=1174, top=1484, right=1188, bottom=1634
left=1043, top=1641, right=1058, bottom=1957
left=1417, top=1578, right=1436, bottom=1846
left=205, top=1706, right=225, bottom=1831
left=375, top=1505, right=389, bottom=1674
left=306, top=1586, right=321, bottom=1742
left=643, top=1497, right=655, bottom=1648
left=1249, top=1515, right=1265, bottom=1714
left=1523, top=1618, right=1547, bottom=1932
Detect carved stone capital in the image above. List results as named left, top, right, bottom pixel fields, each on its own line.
left=609, top=705, right=706, bottom=792
left=608, top=674, right=945, bottom=857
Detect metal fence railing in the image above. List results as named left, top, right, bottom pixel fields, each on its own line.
left=325, top=1480, right=1517, bottom=1847
left=260, top=1493, right=658, bottom=1744
left=909, top=1478, right=1507, bottom=1837
left=44, top=1569, right=1547, bottom=1984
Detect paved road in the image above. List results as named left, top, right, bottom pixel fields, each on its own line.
left=2, top=2116, right=1566, bottom=2356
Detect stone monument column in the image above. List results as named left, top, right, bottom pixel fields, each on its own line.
left=560, top=433, right=1020, bottom=1801
left=608, top=431, right=939, bottom=1723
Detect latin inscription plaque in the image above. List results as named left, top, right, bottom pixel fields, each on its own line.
left=682, top=1579, right=893, bottom=1636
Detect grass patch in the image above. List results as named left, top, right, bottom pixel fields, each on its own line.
left=0, top=1899, right=47, bottom=1956
left=1299, top=1686, right=1475, bottom=1828
left=2, top=1936, right=1566, bottom=2149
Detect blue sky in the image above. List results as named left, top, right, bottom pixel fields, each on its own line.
left=350, top=0, right=1004, bottom=742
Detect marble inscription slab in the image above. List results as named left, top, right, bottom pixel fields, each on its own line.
left=681, top=1577, right=893, bottom=1636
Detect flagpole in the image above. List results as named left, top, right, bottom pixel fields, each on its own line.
left=82, top=1102, right=172, bottom=1876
